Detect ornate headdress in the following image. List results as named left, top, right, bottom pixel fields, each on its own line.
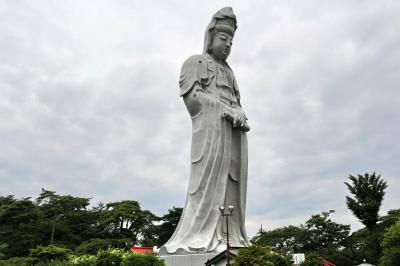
left=203, top=7, right=237, bottom=54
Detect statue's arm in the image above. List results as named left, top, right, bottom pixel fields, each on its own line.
left=182, top=84, right=217, bottom=118
left=183, top=86, right=250, bottom=131
left=182, top=84, right=202, bottom=117
left=180, top=55, right=213, bottom=117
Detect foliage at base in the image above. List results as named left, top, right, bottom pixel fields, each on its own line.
left=74, top=239, right=131, bottom=256
left=0, top=256, right=35, bottom=266
left=0, top=247, right=164, bottom=266
left=69, top=248, right=164, bottom=266
left=29, top=245, right=71, bottom=264
left=233, top=245, right=291, bottom=266
left=300, top=253, right=322, bottom=266
left=121, top=253, right=165, bottom=266
left=379, top=221, right=400, bottom=266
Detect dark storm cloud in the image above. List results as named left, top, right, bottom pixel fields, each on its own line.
left=0, top=0, right=399, bottom=236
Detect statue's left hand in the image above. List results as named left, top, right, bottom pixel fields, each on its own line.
left=232, top=110, right=247, bottom=128
left=222, top=111, right=250, bottom=131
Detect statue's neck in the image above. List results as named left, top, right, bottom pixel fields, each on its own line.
left=208, top=53, right=226, bottom=65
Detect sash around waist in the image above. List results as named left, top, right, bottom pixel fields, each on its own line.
left=199, top=87, right=239, bottom=108
left=219, top=94, right=239, bottom=108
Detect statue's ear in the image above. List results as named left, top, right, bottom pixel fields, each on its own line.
left=207, top=37, right=213, bottom=54
left=206, top=28, right=217, bottom=53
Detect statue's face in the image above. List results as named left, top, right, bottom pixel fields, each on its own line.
left=211, top=32, right=233, bottom=61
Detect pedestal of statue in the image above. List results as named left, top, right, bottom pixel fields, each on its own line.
left=159, top=253, right=218, bottom=266
left=159, top=248, right=239, bottom=266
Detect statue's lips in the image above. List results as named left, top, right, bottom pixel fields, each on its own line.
left=223, top=48, right=230, bottom=55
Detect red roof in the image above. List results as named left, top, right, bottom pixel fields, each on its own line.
left=325, top=260, right=336, bottom=266
left=130, top=247, right=154, bottom=254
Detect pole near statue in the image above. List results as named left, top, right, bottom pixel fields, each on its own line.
left=219, top=205, right=234, bottom=266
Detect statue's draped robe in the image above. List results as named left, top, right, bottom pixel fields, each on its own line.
left=160, top=54, right=250, bottom=254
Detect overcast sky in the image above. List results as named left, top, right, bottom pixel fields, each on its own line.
left=1, top=0, right=399, bottom=238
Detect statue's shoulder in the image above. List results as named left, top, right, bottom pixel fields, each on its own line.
left=184, top=54, right=208, bottom=62
left=179, top=54, right=210, bottom=96
left=180, top=54, right=209, bottom=80
left=181, top=54, right=209, bottom=70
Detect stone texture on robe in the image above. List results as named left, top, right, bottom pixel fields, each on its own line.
left=159, top=7, right=250, bottom=255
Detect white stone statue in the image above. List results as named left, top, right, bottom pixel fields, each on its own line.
left=160, top=7, right=251, bottom=255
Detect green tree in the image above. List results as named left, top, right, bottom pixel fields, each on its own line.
left=29, top=245, right=71, bottom=264
left=344, top=173, right=387, bottom=230
left=344, top=172, right=387, bottom=263
left=327, top=229, right=369, bottom=266
left=300, top=252, right=322, bottom=266
left=301, top=210, right=350, bottom=255
left=140, top=222, right=160, bottom=247
left=0, top=243, right=7, bottom=260
left=74, top=238, right=131, bottom=255
left=156, top=207, right=182, bottom=246
left=93, top=249, right=122, bottom=266
left=233, top=245, right=291, bottom=266
left=252, top=211, right=350, bottom=258
left=378, top=209, right=400, bottom=232
left=99, top=200, right=157, bottom=246
left=36, top=189, right=95, bottom=248
left=252, top=225, right=305, bottom=254
left=0, top=256, right=35, bottom=266
left=379, top=221, right=400, bottom=266
left=333, top=210, right=400, bottom=266
left=0, top=196, right=45, bottom=258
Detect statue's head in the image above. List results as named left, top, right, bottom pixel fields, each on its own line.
left=203, top=7, right=237, bottom=61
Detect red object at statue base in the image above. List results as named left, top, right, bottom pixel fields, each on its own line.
left=130, top=247, right=154, bottom=254
left=325, top=260, right=336, bottom=266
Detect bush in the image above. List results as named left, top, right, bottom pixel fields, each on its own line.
left=300, top=253, right=322, bottom=266
left=0, top=243, right=7, bottom=260
left=29, top=245, right=71, bottom=264
left=379, top=221, right=400, bottom=266
left=75, top=239, right=131, bottom=256
left=69, top=254, right=96, bottom=266
left=0, top=256, right=35, bottom=266
left=121, top=253, right=165, bottom=266
left=233, top=245, right=291, bottom=266
left=69, top=248, right=164, bottom=266
left=36, top=260, right=73, bottom=266
left=94, top=248, right=123, bottom=266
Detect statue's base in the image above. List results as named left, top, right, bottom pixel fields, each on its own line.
left=159, top=253, right=218, bottom=266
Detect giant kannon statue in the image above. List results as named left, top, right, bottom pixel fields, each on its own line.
left=160, top=7, right=251, bottom=255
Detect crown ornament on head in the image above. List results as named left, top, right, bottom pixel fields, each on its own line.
left=214, top=17, right=236, bottom=35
